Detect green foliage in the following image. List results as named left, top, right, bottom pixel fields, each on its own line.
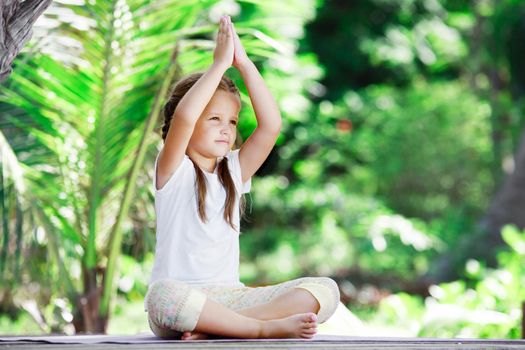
left=351, top=81, right=494, bottom=222
left=2, top=0, right=525, bottom=339
left=244, top=78, right=493, bottom=285
left=0, top=313, right=43, bottom=335
left=278, top=79, right=493, bottom=218
left=373, top=225, right=525, bottom=338
left=304, top=0, right=471, bottom=99
left=0, top=0, right=319, bottom=332
left=241, top=177, right=442, bottom=285
left=107, top=298, right=149, bottom=335
left=115, top=253, right=153, bottom=301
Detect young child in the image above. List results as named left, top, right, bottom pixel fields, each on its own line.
left=144, top=15, right=340, bottom=340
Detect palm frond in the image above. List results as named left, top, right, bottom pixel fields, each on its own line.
left=1, top=0, right=320, bottom=331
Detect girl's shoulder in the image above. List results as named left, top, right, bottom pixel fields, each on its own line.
left=224, top=149, right=242, bottom=174
left=225, top=148, right=241, bottom=161
left=154, top=151, right=192, bottom=194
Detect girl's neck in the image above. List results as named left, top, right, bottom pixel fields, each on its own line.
left=187, top=149, right=219, bottom=173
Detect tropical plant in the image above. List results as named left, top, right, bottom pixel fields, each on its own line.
left=374, top=225, right=525, bottom=339
left=0, top=0, right=318, bottom=333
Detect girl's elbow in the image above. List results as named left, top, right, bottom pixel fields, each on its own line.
left=264, top=120, right=281, bottom=135
left=270, top=113, right=282, bottom=132
left=257, top=115, right=282, bottom=134
left=276, top=125, right=282, bottom=135
left=274, top=119, right=282, bottom=133
left=173, top=110, right=199, bottom=126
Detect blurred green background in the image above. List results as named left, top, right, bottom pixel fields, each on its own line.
left=1, top=0, right=525, bottom=338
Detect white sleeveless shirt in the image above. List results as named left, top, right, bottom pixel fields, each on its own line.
left=148, top=149, right=251, bottom=288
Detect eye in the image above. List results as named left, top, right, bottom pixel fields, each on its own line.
left=231, top=120, right=237, bottom=125
left=210, top=116, right=219, bottom=120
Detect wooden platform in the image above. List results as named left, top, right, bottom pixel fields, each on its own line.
left=2, top=335, right=525, bottom=349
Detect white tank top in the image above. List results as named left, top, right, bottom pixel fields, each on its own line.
left=148, top=148, right=251, bottom=288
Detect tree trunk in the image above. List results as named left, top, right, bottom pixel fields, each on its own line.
left=480, top=127, right=525, bottom=254
left=72, top=266, right=108, bottom=334
left=431, top=5, right=525, bottom=278
left=0, top=0, right=52, bottom=83
left=432, top=128, right=525, bottom=281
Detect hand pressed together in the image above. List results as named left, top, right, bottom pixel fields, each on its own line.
left=213, top=15, right=234, bottom=69
left=231, top=21, right=250, bottom=69
left=213, top=15, right=251, bottom=70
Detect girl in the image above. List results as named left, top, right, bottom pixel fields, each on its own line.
left=145, top=15, right=340, bottom=340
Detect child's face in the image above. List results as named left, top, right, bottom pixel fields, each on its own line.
left=188, top=89, right=241, bottom=158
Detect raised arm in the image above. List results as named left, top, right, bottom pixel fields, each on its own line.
left=231, top=20, right=282, bottom=184
left=157, top=15, right=234, bottom=189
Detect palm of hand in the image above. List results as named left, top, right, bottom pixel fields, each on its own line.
left=214, top=16, right=235, bottom=67
left=232, top=25, right=250, bottom=68
left=214, top=16, right=250, bottom=69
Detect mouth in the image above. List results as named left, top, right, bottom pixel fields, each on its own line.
left=215, top=140, right=229, bottom=144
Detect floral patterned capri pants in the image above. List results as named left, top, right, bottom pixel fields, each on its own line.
left=144, top=277, right=340, bottom=339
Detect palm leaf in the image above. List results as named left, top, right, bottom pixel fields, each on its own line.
left=1, top=0, right=319, bottom=331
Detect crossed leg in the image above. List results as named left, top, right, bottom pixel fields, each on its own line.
left=237, top=287, right=320, bottom=319
left=182, top=287, right=321, bottom=340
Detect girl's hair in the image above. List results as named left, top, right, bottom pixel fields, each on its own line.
left=161, top=73, right=246, bottom=231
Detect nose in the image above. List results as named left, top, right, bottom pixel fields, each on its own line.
left=220, top=123, right=231, bottom=135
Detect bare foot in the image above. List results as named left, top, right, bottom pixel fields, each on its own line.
left=260, top=312, right=318, bottom=339
left=181, top=331, right=211, bottom=340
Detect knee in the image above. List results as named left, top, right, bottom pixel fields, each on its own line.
left=317, top=277, right=340, bottom=309
left=145, top=279, right=206, bottom=335
left=319, top=277, right=340, bottom=302
left=298, top=277, right=340, bottom=323
left=145, top=279, right=187, bottom=329
left=145, top=279, right=188, bottom=314
left=301, top=277, right=340, bottom=300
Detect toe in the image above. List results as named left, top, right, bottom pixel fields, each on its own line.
left=302, top=313, right=314, bottom=322
left=303, top=321, right=317, bottom=329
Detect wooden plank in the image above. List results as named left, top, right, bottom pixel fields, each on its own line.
left=3, top=338, right=525, bottom=350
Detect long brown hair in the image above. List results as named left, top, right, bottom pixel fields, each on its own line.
left=161, top=73, right=247, bottom=231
